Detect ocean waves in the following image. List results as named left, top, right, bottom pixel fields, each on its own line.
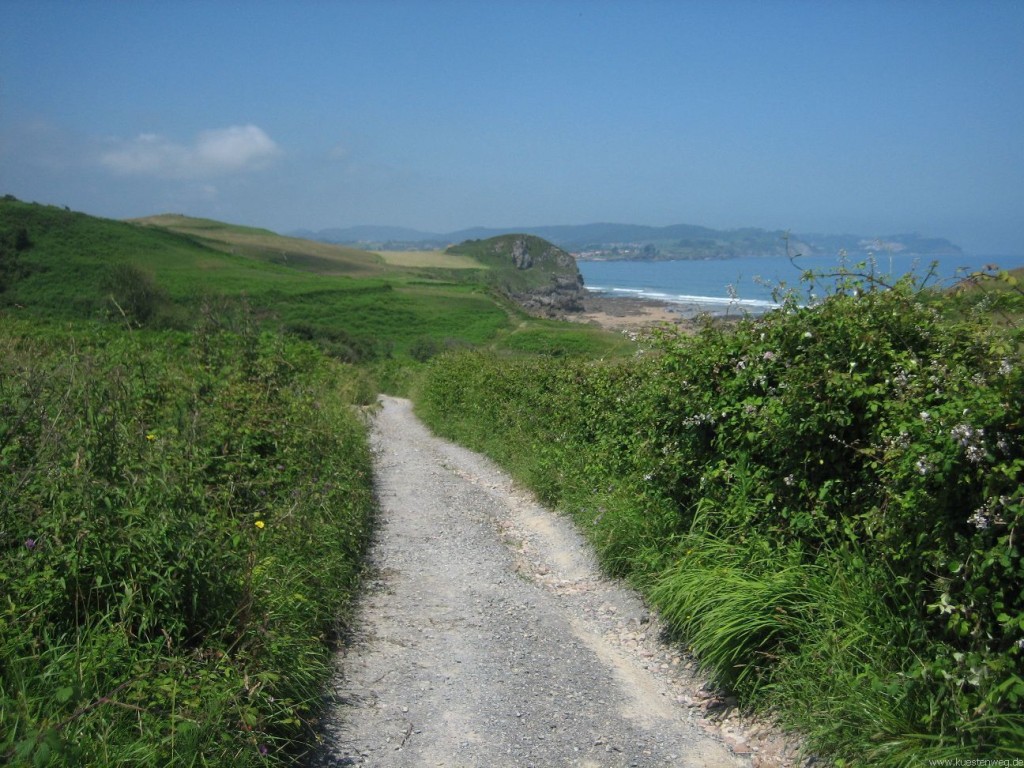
left=585, top=285, right=780, bottom=313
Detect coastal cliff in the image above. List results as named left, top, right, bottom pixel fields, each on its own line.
left=446, top=234, right=586, bottom=315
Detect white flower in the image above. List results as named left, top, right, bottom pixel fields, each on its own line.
left=966, top=445, right=986, bottom=464
left=951, top=423, right=983, bottom=447
left=967, top=509, right=990, bottom=530
left=891, top=432, right=911, bottom=449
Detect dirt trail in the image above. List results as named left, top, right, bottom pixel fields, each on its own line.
left=311, top=396, right=776, bottom=767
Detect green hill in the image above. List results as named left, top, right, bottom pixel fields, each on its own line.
left=0, top=198, right=627, bottom=361
left=445, top=234, right=586, bottom=314
left=1, top=200, right=306, bottom=319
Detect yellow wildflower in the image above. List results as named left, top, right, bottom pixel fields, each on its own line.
left=254, top=520, right=265, bottom=529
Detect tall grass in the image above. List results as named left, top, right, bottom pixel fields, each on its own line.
left=0, top=315, right=375, bottom=766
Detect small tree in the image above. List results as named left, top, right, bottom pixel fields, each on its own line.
left=104, top=263, right=166, bottom=325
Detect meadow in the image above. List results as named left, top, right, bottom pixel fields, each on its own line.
left=130, top=214, right=389, bottom=276
left=374, top=249, right=485, bottom=270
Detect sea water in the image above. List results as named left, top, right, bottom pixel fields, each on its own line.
left=576, top=253, right=1024, bottom=315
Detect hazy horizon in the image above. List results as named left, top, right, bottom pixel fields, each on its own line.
left=2, top=1, right=1022, bottom=255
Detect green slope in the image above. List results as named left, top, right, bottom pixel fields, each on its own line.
left=130, top=213, right=389, bottom=275
left=0, top=199, right=630, bottom=361
left=0, top=199, right=505, bottom=354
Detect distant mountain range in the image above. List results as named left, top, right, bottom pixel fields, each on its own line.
left=288, top=223, right=964, bottom=262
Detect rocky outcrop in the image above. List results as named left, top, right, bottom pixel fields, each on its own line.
left=447, top=234, right=587, bottom=316
left=514, top=270, right=586, bottom=313
left=511, top=237, right=533, bottom=269
left=501, top=236, right=585, bottom=314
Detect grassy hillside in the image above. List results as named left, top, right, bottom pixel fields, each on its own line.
left=1, top=199, right=629, bottom=366
left=445, top=234, right=581, bottom=293
left=131, top=214, right=388, bottom=276
left=0, top=200, right=387, bottom=765
left=0, top=201, right=370, bottom=321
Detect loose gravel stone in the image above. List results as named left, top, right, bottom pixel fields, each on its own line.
left=310, top=396, right=801, bottom=767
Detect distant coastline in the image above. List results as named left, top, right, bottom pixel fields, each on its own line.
left=292, top=222, right=964, bottom=264
left=576, top=252, right=1024, bottom=314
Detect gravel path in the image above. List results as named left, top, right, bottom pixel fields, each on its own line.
left=311, top=396, right=776, bottom=767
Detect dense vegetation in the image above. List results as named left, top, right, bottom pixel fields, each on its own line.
left=0, top=200, right=388, bottom=766
left=9, top=194, right=1019, bottom=766
left=416, top=270, right=1024, bottom=765
left=1, top=317, right=375, bottom=766
left=0, top=197, right=629, bottom=766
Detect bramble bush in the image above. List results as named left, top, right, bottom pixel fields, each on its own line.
left=0, top=315, right=374, bottom=766
left=416, top=269, right=1024, bottom=764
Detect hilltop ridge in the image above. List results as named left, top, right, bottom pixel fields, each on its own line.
left=292, top=222, right=964, bottom=261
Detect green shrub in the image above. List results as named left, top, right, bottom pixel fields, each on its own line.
left=416, top=271, right=1024, bottom=763
left=409, top=335, right=442, bottom=362
left=0, top=225, right=34, bottom=293
left=103, top=263, right=168, bottom=325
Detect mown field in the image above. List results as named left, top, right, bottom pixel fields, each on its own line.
left=374, top=249, right=484, bottom=269
left=415, top=269, right=1024, bottom=765
left=0, top=197, right=631, bottom=766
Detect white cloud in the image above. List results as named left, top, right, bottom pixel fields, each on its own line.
left=100, top=125, right=279, bottom=178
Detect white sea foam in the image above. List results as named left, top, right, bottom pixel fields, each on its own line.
left=586, top=285, right=779, bottom=312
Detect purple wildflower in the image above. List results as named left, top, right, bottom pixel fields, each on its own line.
left=24, top=538, right=36, bottom=550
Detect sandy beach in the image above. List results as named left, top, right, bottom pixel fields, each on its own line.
left=564, top=293, right=712, bottom=333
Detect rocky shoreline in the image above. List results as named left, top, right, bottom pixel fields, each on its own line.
left=554, top=291, right=775, bottom=333
left=557, top=293, right=701, bottom=333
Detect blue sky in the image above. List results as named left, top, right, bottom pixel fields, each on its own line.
left=2, top=1, right=1022, bottom=253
